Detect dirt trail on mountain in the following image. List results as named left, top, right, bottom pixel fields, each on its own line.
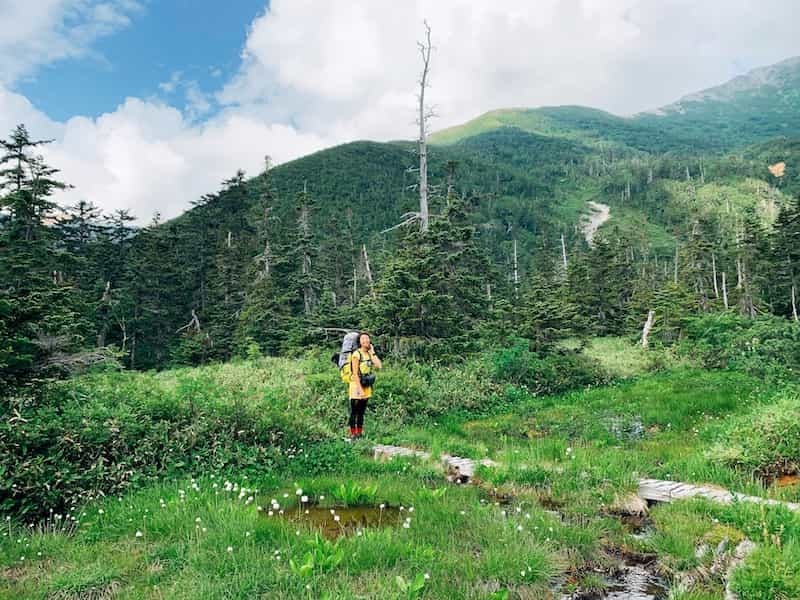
left=582, top=201, right=610, bottom=246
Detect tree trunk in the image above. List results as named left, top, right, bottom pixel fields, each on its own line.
left=792, top=284, right=798, bottom=322
left=513, top=238, right=519, bottom=296
left=560, top=234, right=568, bottom=270
left=712, top=253, right=719, bottom=298
left=641, top=310, right=655, bottom=349
left=736, top=257, right=743, bottom=289
left=722, top=271, right=729, bottom=310
left=673, top=244, right=679, bottom=284
left=362, top=244, right=375, bottom=297
left=417, top=22, right=432, bottom=233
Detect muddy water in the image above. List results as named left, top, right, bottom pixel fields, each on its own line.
left=560, top=514, right=668, bottom=599
left=266, top=505, right=402, bottom=539
left=603, top=562, right=668, bottom=600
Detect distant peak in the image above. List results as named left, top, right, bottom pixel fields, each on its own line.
left=650, top=55, right=800, bottom=114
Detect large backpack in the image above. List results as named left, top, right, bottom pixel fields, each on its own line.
left=335, top=332, right=360, bottom=384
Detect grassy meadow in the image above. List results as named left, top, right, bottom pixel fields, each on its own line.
left=2, top=337, right=800, bottom=599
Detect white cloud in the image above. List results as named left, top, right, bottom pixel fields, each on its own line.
left=39, top=98, right=329, bottom=220
left=220, top=0, right=800, bottom=140
left=1, top=0, right=800, bottom=221
left=0, top=0, right=143, bottom=86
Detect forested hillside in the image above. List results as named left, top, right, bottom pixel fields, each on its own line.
left=1, top=57, right=799, bottom=382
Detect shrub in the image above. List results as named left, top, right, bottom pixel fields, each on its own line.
left=708, top=393, right=800, bottom=479
left=490, top=340, right=606, bottom=396
left=683, top=314, right=800, bottom=380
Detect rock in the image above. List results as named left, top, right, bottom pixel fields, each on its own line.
left=723, top=539, right=756, bottom=600
left=612, top=493, right=649, bottom=516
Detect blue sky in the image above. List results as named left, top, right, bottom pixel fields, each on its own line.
left=14, top=0, right=267, bottom=121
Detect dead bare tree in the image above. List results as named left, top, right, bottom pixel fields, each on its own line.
left=641, top=310, right=655, bottom=349
left=711, top=253, right=719, bottom=298
left=176, top=309, right=201, bottom=334
left=362, top=244, right=375, bottom=297
left=383, top=21, right=434, bottom=235
left=299, top=181, right=313, bottom=315
left=721, top=271, right=729, bottom=310
left=417, top=20, right=433, bottom=232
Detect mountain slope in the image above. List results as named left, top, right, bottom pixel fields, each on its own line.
left=430, top=56, right=800, bottom=153
left=635, top=56, right=800, bottom=150
left=429, top=105, right=700, bottom=153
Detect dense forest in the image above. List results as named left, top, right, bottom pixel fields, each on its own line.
left=1, top=57, right=800, bottom=386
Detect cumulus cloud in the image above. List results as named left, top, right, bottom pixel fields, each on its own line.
left=220, top=0, right=800, bottom=141
left=39, top=98, right=329, bottom=220
left=0, top=0, right=143, bottom=86
left=1, top=0, right=799, bottom=220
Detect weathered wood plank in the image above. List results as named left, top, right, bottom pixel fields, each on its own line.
left=638, top=479, right=800, bottom=512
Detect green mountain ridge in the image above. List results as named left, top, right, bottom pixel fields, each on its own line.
left=429, top=56, right=800, bottom=152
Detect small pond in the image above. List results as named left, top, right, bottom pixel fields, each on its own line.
left=265, top=504, right=402, bottom=539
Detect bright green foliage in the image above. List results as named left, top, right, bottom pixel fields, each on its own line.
left=709, top=392, right=800, bottom=479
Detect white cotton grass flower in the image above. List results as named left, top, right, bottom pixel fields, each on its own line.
left=334, top=515, right=341, bottom=522
left=402, top=521, right=411, bottom=529
left=424, top=573, right=430, bottom=580
left=135, top=531, right=143, bottom=538
left=268, top=511, right=274, bottom=517
left=195, top=517, right=201, bottom=523
left=227, top=546, right=233, bottom=553
left=301, top=495, right=308, bottom=503
left=296, top=488, right=303, bottom=496
left=98, top=509, right=104, bottom=515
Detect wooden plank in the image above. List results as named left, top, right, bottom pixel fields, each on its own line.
left=638, top=479, right=799, bottom=512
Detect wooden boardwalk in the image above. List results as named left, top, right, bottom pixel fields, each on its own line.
left=373, top=444, right=799, bottom=513
left=372, top=444, right=497, bottom=481
left=637, top=478, right=800, bottom=512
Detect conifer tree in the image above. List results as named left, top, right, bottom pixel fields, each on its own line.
left=770, top=195, right=800, bottom=319
left=0, top=125, right=90, bottom=383
left=235, top=166, right=292, bottom=355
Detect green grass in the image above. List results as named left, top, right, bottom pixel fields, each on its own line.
left=2, top=344, right=799, bottom=598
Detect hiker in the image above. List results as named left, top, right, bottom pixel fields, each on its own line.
left=348, top=332, right=382, bottom=439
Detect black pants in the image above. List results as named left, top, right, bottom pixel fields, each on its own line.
left=349, top=398, right=368, bottom=429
